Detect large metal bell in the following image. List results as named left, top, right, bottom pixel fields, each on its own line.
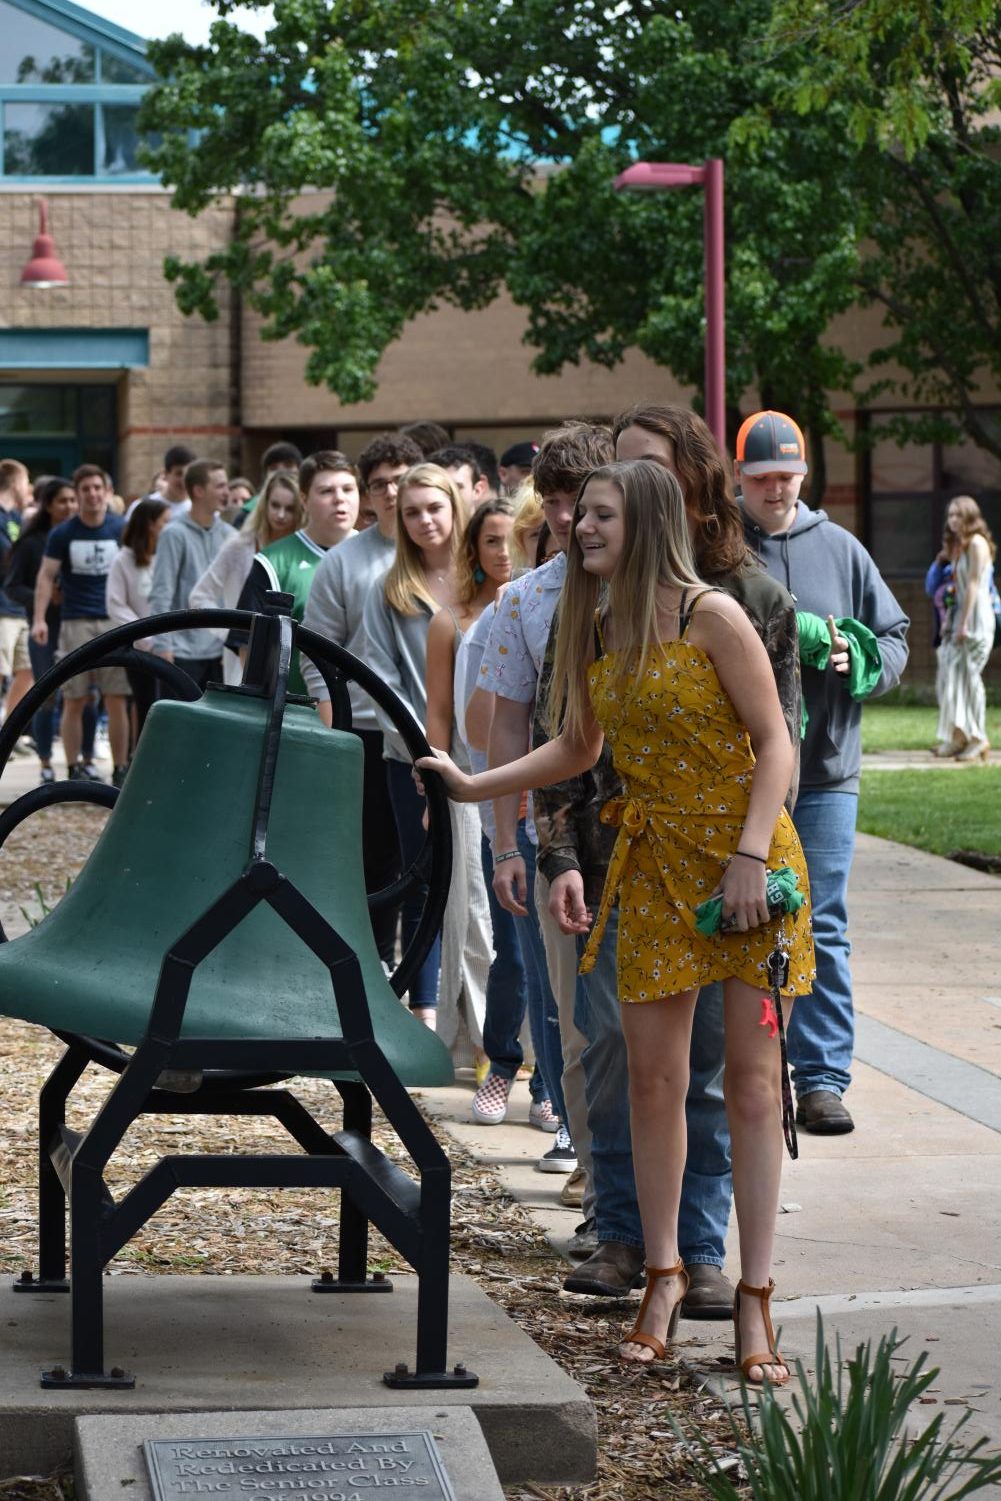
left=0, top=687, right=452, bottom=1087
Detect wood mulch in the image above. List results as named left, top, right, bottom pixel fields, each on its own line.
left=0, top=808, right=746, bottom=1500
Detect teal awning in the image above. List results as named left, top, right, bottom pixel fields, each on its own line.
left=0, top=327, right=148, bottom=368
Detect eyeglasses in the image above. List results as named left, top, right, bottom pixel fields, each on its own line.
left=367, top=476, right=403, bottom=497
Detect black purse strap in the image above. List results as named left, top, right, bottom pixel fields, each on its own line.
left=767, top=945, right=799, bottom=1160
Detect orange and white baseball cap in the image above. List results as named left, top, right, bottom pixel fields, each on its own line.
left=735, top=411, right=807, bottom=476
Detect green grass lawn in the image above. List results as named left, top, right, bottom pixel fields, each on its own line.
left=858, top=766, right=1001, bottom=856
left=861, top=700, right=1001, bottom=753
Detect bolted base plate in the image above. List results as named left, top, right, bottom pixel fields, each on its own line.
left=41, top=1366, right=135, bottom=1390
left=13, top=1273, right=69, bottom=1294
left=311, top=1274, right=393, bottom=1293
left=383, top=1364, right=479, bottom=1390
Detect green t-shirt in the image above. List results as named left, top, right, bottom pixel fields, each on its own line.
left=241, top=530, right=328, bottom=695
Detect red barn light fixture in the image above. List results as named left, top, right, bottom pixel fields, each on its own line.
left=20, top=198, right=69, bottom=289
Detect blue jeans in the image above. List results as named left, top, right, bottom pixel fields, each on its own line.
left=28, top=635, right=56, bottom=763
left=789, top=789, right=857, bottom=1099
left=575, top=908, right=732, bottom=1265
left=511, top=824, right=567, bottom=1122
left=481, top=833, right=532, bottom=1085
left=386, top=757, right=441, bottom=1011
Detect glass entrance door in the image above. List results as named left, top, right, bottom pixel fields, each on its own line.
left=0, top=383, right=117, bottom=483
left=0, top=436, right=80, bottom=481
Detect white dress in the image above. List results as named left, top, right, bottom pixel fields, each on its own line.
left=936, top=542, right=994, bottom=745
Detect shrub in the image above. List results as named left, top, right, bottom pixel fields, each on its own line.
left=684, top=1314, right=1001, bottom=1500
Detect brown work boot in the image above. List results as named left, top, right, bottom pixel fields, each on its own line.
left=795, top=1089, right=854, bottom=1135
left=563, top=1241, right=645, bottom=1297
left=559, top=1165, right=586, bottom=1208
left=680, top=1262, right=735, bottom=1321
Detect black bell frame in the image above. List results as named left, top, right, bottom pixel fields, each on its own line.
left=0, top=603, right=473, bottom=1392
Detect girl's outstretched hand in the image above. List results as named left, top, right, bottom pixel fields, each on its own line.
left=414, top=747, right=476, bottom=801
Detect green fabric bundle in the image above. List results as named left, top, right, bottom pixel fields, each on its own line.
left=694, top=864, right=805, bottom=937
left=796, top=611, right=883, bottom=700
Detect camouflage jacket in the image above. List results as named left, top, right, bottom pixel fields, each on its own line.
left=532, top=558, right=801, bottom=907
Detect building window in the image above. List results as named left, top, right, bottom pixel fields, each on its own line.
left=862, top=410, right=1001, bottom=576
left=0, top=382, right=118, bottom=483
left=1, top=3, right=95, bottom=85
left=4, top=100, right=95, bottom=175
left=102, top=103, right=143, bottom=174
left=0, top=0, right=154, bottom=182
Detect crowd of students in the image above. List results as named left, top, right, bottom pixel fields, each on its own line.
left=0, top=406, right=910, bottom=1382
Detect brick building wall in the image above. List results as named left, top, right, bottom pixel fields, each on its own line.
left=240, top=289, right=688, bottom=473
left=0, top=189, right=239, bottom=496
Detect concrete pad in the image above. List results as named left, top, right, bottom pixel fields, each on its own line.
left=856, top=987, right=1001, bottom=1076
left=0, top=1274, right=595, bottom=1486
left=851, top=832, right=1001, bottom=892
left=75, top=1405, right=504, bottom=1501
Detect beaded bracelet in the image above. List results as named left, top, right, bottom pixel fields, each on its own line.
left=492, top=849, right=522, bottom=864
left=733, top=850, right=767, bottom=864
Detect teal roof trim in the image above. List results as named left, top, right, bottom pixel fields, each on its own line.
left=5, top=0, right=154, bottom=75
left=0, top=328, right=149, bottom=369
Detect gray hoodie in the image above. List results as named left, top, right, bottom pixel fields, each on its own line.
left=149, top=512, right=234, bottom=660
left=301, top=524, right=395, bottom=732
left=361, top=580, right=433, bottom=763
left=741, top=501, right=909, bottom=793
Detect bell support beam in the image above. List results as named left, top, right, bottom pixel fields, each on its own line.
left=13, top=1043, right=90, bottom=1294
left=35, top=835, right=465, bottom=1387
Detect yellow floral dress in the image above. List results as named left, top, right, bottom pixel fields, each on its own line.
left=579, top=605, right=815, bottom=1004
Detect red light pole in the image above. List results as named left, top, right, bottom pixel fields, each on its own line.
left=613, top=159, right=725, bottom=450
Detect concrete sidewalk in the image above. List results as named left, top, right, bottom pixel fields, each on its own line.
left=418, top=832, right=1001, bottom=1450
left=0, top=742, right=110, bottom=806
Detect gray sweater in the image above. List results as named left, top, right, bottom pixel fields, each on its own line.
left=301, top=525, right=395, bottom=732
left=149, top=513, right=235, bottom=659
left=741, top=500, right=909, bottom=793
left=360, top=580, right=433, bottom=763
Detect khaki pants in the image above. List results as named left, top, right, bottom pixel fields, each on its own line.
left=535, top=871, right=594, bottom=1218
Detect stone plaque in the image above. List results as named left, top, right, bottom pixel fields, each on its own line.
left=144, top=1431, right=457, bottom=1500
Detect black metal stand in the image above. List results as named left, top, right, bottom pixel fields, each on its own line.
left=0, top=601, right=473, bottom=1391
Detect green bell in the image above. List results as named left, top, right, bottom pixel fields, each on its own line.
left=0, top=687, right=452, bottom=1088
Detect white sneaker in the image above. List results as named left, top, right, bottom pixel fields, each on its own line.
left=471, top=1073, right=511, bottom=1125
left=537, top=1124, right=577, bottom=1173
left=528, top=1098, right=559, bottom=1133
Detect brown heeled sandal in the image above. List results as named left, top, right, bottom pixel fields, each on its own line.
left=733, top=1278, right=788, bottom=1384
left=618, top=1260, right=688, bottom=1363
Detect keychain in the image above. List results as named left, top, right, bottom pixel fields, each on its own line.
left=766, top=944, right=798, bottom=1160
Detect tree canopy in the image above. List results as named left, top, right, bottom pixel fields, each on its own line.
left=140, top=0, right=1001, bottom=473
left=770, top=0, right=1001, bottom=458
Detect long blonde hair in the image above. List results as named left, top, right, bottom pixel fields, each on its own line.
left=383, top=462, right=465, bottom=616
left=944, top=494, right=997, bottom=561
left=511, top=483, right=544, bottom=569
left=549, top=460, right=703, bottom=739
left=247, top=470, right=304, bottom=549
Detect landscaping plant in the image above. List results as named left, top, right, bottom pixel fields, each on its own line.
left=684, top=1315, right=1001, bottom=1499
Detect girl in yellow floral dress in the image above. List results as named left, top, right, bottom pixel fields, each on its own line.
left=419, top=459, right=815, bottom=1385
